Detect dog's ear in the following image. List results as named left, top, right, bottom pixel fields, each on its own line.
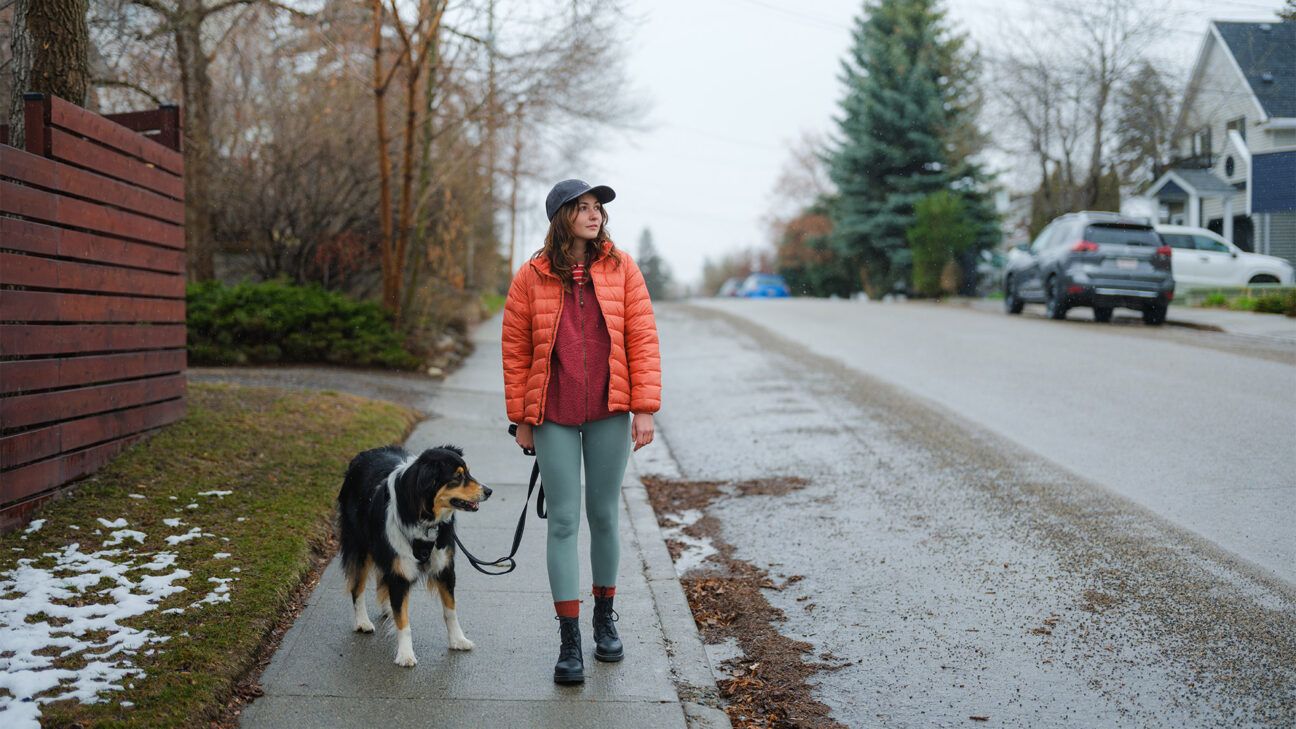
left=437, top=444, right=464, bottom=457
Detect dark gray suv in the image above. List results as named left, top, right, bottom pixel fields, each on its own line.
left=1004, top=212, right=1175, bottom=324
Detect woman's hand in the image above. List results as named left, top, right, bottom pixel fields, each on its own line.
left=515, top=422, right=535, bottom=452
left=631, top=413, right=655, bottom=451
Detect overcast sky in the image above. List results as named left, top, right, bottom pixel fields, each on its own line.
left=517, top=0, right=1288, bottom=287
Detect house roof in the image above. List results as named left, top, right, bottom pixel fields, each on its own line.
left=1214, top=21, right=1296, bottom=119
left=1148, top=168, right=1237, bottom=198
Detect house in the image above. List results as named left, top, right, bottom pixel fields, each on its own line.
left=1146, top=20, right=1296, bottom=267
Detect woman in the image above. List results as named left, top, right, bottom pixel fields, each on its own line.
left=501, top=179, right=661, bottom=685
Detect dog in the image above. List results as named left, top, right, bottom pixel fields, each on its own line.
left=337, top=444, right=491, bottom=667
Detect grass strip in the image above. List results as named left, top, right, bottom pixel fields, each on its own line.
left=0, top=382, right=419, bottom=728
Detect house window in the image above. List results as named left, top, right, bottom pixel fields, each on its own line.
left=1225, top=156, right=1235, bottom=176
left=1226, top=116, right=1246, bottom=142
left=1193, top=127, right=1212, bottom=161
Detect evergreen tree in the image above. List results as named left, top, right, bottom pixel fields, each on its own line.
left=827, top=0, right=997, bottom=295
left=636, top=228, right=673, bottom=301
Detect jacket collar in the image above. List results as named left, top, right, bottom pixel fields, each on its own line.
left=529, top=240, right=612, bottom=279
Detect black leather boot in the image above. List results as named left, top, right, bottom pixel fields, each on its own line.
left=553, top=616, right=585, bottom=684
left=593, top=595, right=624, bottom=662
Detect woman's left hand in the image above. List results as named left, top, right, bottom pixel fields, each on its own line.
left=631, top=413, right=655, bottom=451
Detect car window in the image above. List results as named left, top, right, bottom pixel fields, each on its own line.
left=1193, top=235, right=1230, bottom=253
left=1160, top=233, right=1196, bottom=250
left=1084, top=225, right=1159, bottom=246
left=1031, top=223, right=1057, bottom=252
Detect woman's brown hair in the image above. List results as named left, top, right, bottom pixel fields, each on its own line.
left=535, top=198, right=621, bottom=290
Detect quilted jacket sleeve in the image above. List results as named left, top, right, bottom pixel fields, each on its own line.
left=501, top=268, right=534, bottom=424
left=621, top=254, right=662, bottom=414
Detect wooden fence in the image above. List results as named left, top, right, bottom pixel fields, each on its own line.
left=0, top=94, right=186, bottom=530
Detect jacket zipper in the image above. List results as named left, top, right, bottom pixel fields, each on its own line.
left=578, top=278, right=588, bottom=422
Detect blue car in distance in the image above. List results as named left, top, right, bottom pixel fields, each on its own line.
left=738, top=273, right=791, bottom=298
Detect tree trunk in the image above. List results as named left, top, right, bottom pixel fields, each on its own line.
left=7, top=0, right=33, bottom=149
left=176, top=0, right=216, bottom=280
left=26, top=0, right=91, bottom=103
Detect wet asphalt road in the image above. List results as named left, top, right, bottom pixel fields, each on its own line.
left=645, top=300, right=1296, bottom=728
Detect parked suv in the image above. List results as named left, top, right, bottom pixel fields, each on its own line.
left=1004, top=212, right=1175, bottom=325
left=1155, top=224, right=1295, bottom=292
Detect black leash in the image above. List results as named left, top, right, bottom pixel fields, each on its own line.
left=452, top=425, right=546, bottom=576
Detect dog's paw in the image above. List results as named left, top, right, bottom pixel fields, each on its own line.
left=394, top=650, right=418, bottom=667
left=354, top=617, right=375, bottom=633
left=448, top=636, right=475, bottom=651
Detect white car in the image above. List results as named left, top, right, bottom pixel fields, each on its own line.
left=1155, top=225, right=1294, bottom=291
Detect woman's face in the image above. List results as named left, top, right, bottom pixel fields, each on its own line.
left=567, top=193, right=604, bottom=242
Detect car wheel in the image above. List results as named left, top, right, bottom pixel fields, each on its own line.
left=1248, top=274, right=1279, bottom=285
left=1093, top=307, right=1113, bottom=323
left=1004, top=277, right=1024, bottom=315
left=1143, top=304, right=1167, bottom=326
left=1044, top=276, right=1068, bottom=320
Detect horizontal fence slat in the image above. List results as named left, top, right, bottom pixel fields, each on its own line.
left=0, top=350, right=186, bottom=395
left=0, top=179, right=184, bottom=248
left=0, top=252, right=186, bottom=297
left=0, top=218, right=185, bottom=273
left=0, top=373, right=186, bottom=430
left=47, top=128, right=184, bottom=200
left=0, top=434, right=149, bottom=505
left=0, top=324, right=186, bottom=357
left=1, top=398, right=185, bottom=470
left=0, top=290, right=185, bottom=323
left=0, top=144, right=185, bottom=225
left=49, top=95, right=183, bottom=176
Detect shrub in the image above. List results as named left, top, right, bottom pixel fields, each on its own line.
left=907, top=191, right=975, bottom=298
left=1201, top=292, right=1229, bottom=308
left=187, top=281, right=422, bottom=369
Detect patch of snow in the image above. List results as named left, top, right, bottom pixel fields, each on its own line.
left=0, top=542, right=189, bottom=726
left=162, top=518, right=183, bottom=528
left=102, top=530, right=146, bottom=547
left=192, top=577, right=233, bottom=607
left=230, top=567, right=241, bottom=573
left=24, top=519, right=46, bottom=534
left=97, top=518, right=128, bottom=529
left=660, top=509, right=718, bottom=575
left=128, top=494, right=146, bottom=500
left=164, top=528, right=208, bottom=546
left=212, top=553, right=231, bottom=560
left=168, top=496, right=178, bottom=501
left=185, top=503, right=199, bottom=510
left=68, top=525, right=80, bottom=530
left=236, top=517, right=247, bottom=522
left=197, top=490, right=232, bottom=498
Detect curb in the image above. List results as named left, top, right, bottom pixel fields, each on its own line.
left=621, top=463, right=730, bottom=728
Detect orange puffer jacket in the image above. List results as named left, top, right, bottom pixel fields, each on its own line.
left=502, top=242, right=661, bottom=425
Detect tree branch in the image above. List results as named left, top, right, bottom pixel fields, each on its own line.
left=93, top=78, right=167, bottom=106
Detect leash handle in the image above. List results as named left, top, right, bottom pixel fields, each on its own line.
left=454, top=436, right=545, bottom=575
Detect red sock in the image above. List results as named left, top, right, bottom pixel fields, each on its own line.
left=593, top=585, right=615, bottom=599
left=554, top=600, right=580, bottom=618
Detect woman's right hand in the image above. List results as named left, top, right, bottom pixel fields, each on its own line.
left=515, top=422, right=535, bottom=452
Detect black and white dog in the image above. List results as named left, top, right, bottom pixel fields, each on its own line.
left=337, top=444, right=491, bottom=667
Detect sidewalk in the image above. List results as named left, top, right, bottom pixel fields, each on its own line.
left=238, top=314, right=727, bottom=729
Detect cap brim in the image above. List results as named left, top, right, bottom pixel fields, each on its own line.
left=561, top=184, right=615, bottom=211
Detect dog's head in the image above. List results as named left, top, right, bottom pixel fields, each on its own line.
left=398, top=445, right=492, bottom=524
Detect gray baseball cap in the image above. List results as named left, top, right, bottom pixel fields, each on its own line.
left=545, top=179, right=615, bottom=221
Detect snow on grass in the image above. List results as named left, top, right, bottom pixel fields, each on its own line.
left=196, top=490, right=232, bottom=498
left=164, top=528, right=210, bottom=546
left=128, top=494, right=146, bottom=500
left=163, top=518, right=184, bottom=528
left=24, top=520, right=46, bottom=534
left=192, top=577, right=234, bottom=607
left=102, top=530, right=146, bottom=547
left=212, top=553, right=231, bottom=560
left=96, top=518, right=128, bottom=529
left=185, top=503, right=199, bottom=510
left=0, top=542, right=191, bottom=727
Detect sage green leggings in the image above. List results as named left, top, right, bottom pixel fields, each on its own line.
left=534, top=413, right=631, bottom=603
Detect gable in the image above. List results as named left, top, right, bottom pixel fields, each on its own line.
left=1214, top=22, right=1296, bottom=120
